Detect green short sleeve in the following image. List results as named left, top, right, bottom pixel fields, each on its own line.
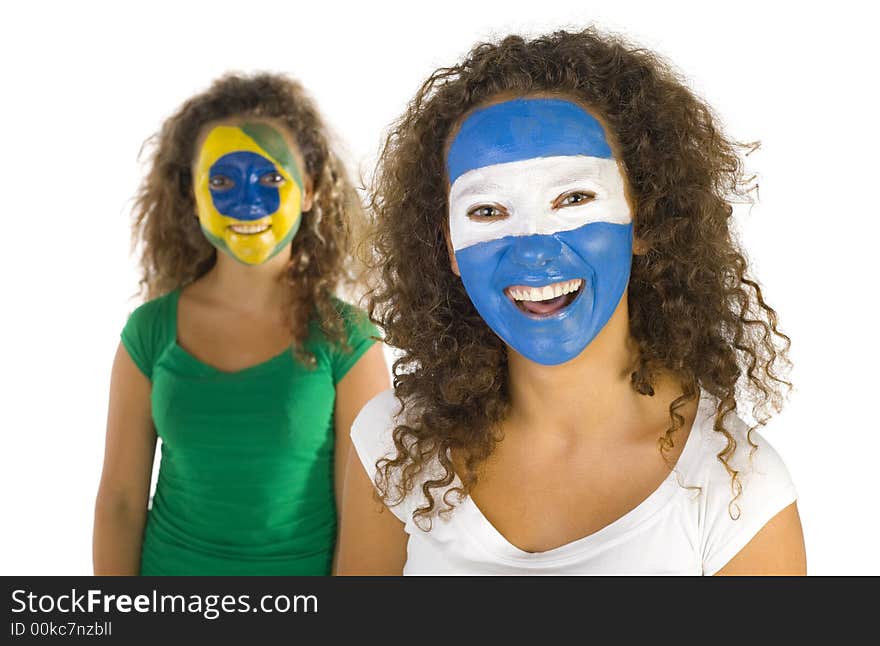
left=120, top=291, right=177, bottom=380
left=329, top=300, right=380, bottom=384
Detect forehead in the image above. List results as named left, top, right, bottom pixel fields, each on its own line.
left=197, top=116, right=292, bottom=147
left=200, top=125, right=268, bottom=155
left=195, top=121, right=304, bottom=188
left=446, top=98, right=613, bottom=183
left=210, top=150, right=278, bottom=172
left=450, top=155, right=621, bottom=198
left=198, top=121, right=293, bottom=155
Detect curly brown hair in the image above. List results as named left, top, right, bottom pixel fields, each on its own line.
left=133, top=72, right=362, bottom=359
left=365, top=28, right=792, bottom=526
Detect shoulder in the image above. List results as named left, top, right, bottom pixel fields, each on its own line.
left=309, top=296, right=378, bottom=346
left=350, top=388, right=402, bottom=476
left=349, top=389, right=422, bottom=524
left=120, top=290, right=178, bottom=379
left=308, top=296, right=380, bottom=382
left=687, top=402, right=795, bottom=503
left=125, top=290, right=176, bottom=327
left=330, top=296, right=367, bottom=321
left=331, top=297, right=377, bottom=341
left=684, top=398, right=798, bottom=574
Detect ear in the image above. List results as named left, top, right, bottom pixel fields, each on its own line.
left=301, top=176, right=315, bottom=213
left=632, top=236, right=649, bottom=256
left=443, top=222, right=461, bottom=277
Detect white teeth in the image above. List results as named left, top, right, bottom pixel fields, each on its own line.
left=507, top=279, right=583, bottom=302
left=229, top=222, right=271, bottom=235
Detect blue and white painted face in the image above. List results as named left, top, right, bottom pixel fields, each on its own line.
left=446, top=98, right=634, bottom=366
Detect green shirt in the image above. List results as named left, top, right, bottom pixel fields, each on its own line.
left=120, top=289, right=377, bottom=575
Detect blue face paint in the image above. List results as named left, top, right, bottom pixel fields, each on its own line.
left=455, top=222, right=633, bottom=365
left=209, top=151, right=281, bottom=221
left=447, top=98, right=613, bottom=183
left=446, top=98, right=633, bottom=366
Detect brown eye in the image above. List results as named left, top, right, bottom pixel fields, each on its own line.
left=554, top=190, right=596, bottom=208
left=209, top=175, right=234, bottom=191
left=259, top=171, right=285, bottom=187
left=467, top=204, right=508, bottom=220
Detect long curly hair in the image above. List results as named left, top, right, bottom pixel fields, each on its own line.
left=365, top=28, right=792, bottom=526
left=133, top=72, right=362, bottom=359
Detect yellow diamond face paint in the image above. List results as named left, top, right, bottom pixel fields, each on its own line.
left=194, top=123, right=305, bottom=265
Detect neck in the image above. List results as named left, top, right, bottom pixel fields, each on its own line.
left=200, top=247, right=291, bottom=313
left=506, top=293, right=641, bottom=441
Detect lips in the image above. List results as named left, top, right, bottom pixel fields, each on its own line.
left=504, top=278, right=584, bottom=317
left=228, top=220, right=272, bottom=235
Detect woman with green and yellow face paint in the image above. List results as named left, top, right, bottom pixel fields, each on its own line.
left=194, top=122, right=307, bottom=265
left=93, top=73, right=390, bottom=575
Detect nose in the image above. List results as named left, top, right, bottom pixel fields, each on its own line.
left=507, top=235, right=563, bottom=268
left=231, top=180, right=268, bottom=221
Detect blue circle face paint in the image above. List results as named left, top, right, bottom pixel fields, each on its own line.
left=209, top=151, right=281, bottom=221
left=446, top=98, right=634, bottom=366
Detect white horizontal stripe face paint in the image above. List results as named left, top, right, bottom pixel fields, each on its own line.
left=448, top=155, right=632, bottom=252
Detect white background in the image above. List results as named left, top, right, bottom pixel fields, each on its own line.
left=1, top=0, right=876, bottom=575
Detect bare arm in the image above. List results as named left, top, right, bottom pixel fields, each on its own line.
left=714, top=502, right=807, bottom=576
left=93, top=342, right=157, bottom=575
left=335, top=446, right=408, bottom=575
left=331, top=342, right=391, bottom=572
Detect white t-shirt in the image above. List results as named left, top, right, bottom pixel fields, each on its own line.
left=350, top=389, right=798, bottom=575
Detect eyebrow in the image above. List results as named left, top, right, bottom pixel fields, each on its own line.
left=452, top=181, right=506, bottom=199
left=543, top=169, right=603, bottom=190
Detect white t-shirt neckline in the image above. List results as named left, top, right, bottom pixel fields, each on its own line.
left=350, top=387, right=796, bottom=575
left=452, top=391, right=711, bottom=567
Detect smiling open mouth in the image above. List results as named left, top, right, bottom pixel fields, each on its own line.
left=228, top=221, right=272, bottom=235
left=505, top=279, right=584, bottom=317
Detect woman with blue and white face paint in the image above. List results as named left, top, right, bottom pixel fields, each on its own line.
left=337, top=29, right=805, bottom=576
left=446, top=97, right=633, bottom=366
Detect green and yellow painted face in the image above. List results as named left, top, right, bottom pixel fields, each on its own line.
left=193, top=122, right=305, bottom=265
